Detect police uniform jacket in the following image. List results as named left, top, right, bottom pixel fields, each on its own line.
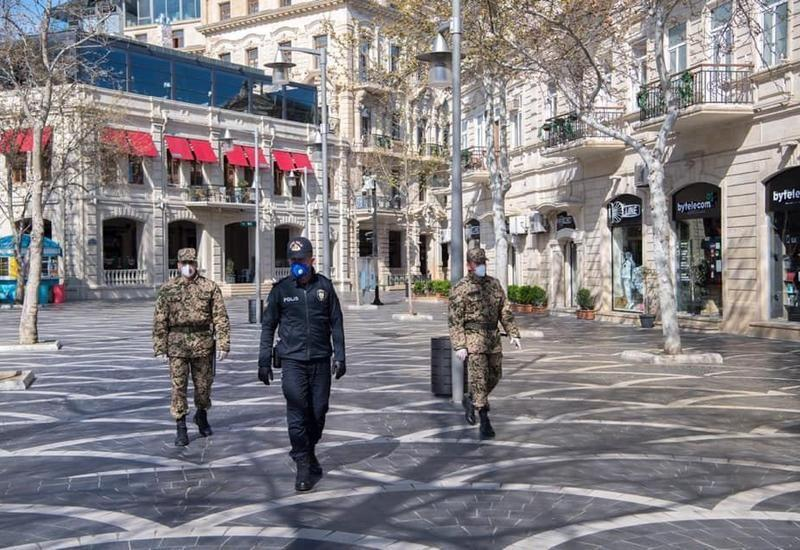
left=258, top=270, right=345, bottom=367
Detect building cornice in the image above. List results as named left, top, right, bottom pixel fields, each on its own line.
left=198, top=0, right=392, bottom=36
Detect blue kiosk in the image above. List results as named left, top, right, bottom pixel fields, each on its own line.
left=0, top=235, right=62, bottom=304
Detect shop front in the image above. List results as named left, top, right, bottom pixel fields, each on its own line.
left=765, top=167, right=800, bottom=322
left=673, top=183, right=723, bottom=317
left=608, top=195, right=644, bottom=312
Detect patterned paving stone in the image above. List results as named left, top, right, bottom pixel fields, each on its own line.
left=1, top=295, right=800, bottom=548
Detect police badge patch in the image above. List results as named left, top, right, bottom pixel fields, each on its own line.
left=317, top=289, right=327, bottom=302
left=290, top=241, right=303, bottom=252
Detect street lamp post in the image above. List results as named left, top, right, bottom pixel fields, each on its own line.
left=361, top=175, right=383, bottom=306
left=267, top=46, right=331, bottom=279
left=253, top=127, right=262, bottom=324
left=418, top=5, right=464, bottom=403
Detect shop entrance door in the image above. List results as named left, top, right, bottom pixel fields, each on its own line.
left=564, top=241, right=577, bottom=308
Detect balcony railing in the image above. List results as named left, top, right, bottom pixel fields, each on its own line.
left=461, top=147, right=487, bottom=172
left=360, top=133, right=398, bottom=150
left=542, top=108, right=625, bottom=148
left=418, top=142, right=447, bottom=158
left=104, top=269, right=147, bottom=287
left=637, top=64, right=752, bottom=122
left=184, top=186, right=255, bottom=204
left=355, top=195, right=403, bottom=211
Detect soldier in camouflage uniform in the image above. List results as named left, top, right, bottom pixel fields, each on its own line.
left=448, top=248, right=521, bottom=439
left=153, top=248, right=231, bottom=446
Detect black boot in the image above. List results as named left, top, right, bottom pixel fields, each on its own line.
left=175, top=417, right=189, bottom=447
left=479, top=408, right=495, bottom=440
left=309, top=448, right=323, bottom=477
left=462, top=394, right=476, bottom=426
left=295, top=457, right=313, bottom=492
left=194, top=409, right=213, bottom=437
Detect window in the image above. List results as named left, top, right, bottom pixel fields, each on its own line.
left=190, top=161, right=203, bottom=186
left=313, top=35, right=328, bottom=69
left=174, top=62, right=211, bottom=105
left=246, top=47, right=258, bottom=68
left=390, top=45, right=401, bottom=72
left=135, top=33, right=147, bottom=42
left=280, top=0, right=291, bottom=6
left=290, top=172, right=302, bottom=198
left=358, top=40, right=370, bottom=81
left=710, top=2, right=733, bottom=65
left=668, top=22, right=687, bottom=73
left=474, top=113, right=485, bottom=148
left=359, top=229, right=373, bottom=257
left=389, top=231, right=403, bottom=268
left=129, top=52, right=171, bottom=99
left=460, top=119, right=468, bottom=148
left=172, top=30, right=184, bottom=49
left=128, top=156, right=144, bottom=185
left=219, top=2, right=230, bottom=20
left=213, top=72, right=248, bottom=112
left=0, top=257, right=8, bottom=277
left=273, top=164, right=284, bottom=196
left=243, top=166, right=254, bottom=186
left=609, top=195, right=644, bottom=312
left=630, top=42, right=647, bottom=110
left=167, top=152, right=180, bottom=185
left=278, top=41, right=292, bottom=78
left=11, top=155, right=26, bottom=184
left=391, top=112, right=402, bottom=140
left=763, top=0, right=788, bottom=67
left=224, top=158, right=235, bottom=189
left=545, top=82, right=558, bottom=120
left=247, top=0, right=258, bottom=14
left=101, top=153, right=119, bottom=183
left=124, top=0, right=200, bottom=26
left=418, top=174, right=427, bottom=201
left=509, top=109, right=522, bottom=149
left=219, top=52, right=231, bottom=63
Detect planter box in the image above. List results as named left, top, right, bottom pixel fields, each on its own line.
left=511, top=303, right=534, bottom=313
left=577, top=309, right=596, bottom=320
left=639, top=314, right=656, bottom=328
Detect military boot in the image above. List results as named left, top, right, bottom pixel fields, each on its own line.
left=295, top=457, right=313, bottom=492
left=194, top=409, right=213, bottom=437
left=175, top=417, right=189, bottom=447
left=479, top=408, right=495, bottom=440
left=309, top=448, right=323, bottom=477
left=462, top=394, right=477, bottom=426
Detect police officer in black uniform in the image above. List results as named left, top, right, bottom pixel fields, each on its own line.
left=258, top=237, right=346, bottom=492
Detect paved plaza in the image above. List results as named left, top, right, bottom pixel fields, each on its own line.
left=1, top=295, right=800, bottom=549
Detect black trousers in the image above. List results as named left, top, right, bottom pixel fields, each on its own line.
left=281, top=358, right=332, bottom=461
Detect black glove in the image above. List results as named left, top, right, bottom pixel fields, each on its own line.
left=332, top=360, right=346, bottom=380
left=258, top=364, right=274, bottom=385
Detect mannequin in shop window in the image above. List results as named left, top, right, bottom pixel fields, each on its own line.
left=620, top=250, right=637, bottom=310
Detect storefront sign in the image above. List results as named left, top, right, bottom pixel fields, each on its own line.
left=556, top=212, right=576, bottom=230
left=607, top=195, right=642, bottom=227
left=673, top=183, right=721, bottom=220
left=766, top=168, right=800, bottom=211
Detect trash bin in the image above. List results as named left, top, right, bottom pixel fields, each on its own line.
left=248, top=298, right=264, bottom=324
left=431, top=336, right=453, bottom=397
left=38, top=281, right=52, bottom=304
left=52, top=283, right=66, bottom=304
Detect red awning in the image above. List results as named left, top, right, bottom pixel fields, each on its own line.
left=273, top=150, right=295, bottom=171
left=225, top=145, right=249, bottom=167
left=126, top=130, right=158, bottom=157
left=165, top=135, right=194, bottom=161
left=188, top=139, right=218, bottom=163
left=101, top=128, right=130, bottom=153
left=1, top=127, right=52, bottom=154
left=242, top=146, right=268, bottom=168
left=292, top=152, right=313, bottom=171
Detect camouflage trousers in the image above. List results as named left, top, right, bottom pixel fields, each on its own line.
left=466, top=353, right=503, bottom=409
left=169, top=355, right=214, bottom=420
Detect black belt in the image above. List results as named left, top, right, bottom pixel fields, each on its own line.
left=464, top=322, right=498, bottom=330
left=170, top=325, right=211, bottom=333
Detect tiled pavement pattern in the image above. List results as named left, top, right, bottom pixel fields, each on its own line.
left=1, top=294, right=800, bottom=549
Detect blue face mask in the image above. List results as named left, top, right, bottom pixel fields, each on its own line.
left=474, top=264, right=487, bottom=278
left=291, top=262, right=310, bottom=280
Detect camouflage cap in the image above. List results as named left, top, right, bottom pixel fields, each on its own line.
left=467, top=248, right=487, bottom=264
left=177, top=248, right=197, bottom=263
left=287, top=236, right=313, bottom=259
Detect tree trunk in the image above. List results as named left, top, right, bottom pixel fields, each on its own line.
left=484, top=74, right=511, bottom=290
left=404, top=157, right=414, bottom=315
left=19, top=125, right=45, bottom=344
left=648, top=162, right=682, bottom=354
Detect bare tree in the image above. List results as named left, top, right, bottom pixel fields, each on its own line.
left=0, top=0, right=114, bottom=344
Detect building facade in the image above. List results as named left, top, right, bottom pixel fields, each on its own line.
left=456, top=0, right=800, bottom=340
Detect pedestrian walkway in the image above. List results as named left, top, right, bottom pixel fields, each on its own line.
left=0, top=297, right=799, bottom=548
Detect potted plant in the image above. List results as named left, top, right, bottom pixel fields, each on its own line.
left=431, top=279, right=451, bottom=297
left=576, top=288, right=595, bottom=320
left=507, top=284, right=520, bottom=310
left=225, top=259, right=236, bottom=283
left=639, top=267, right=657, bottom=328
left=530, top=285, right=548, bottom=314
left=515, top=285, right=536, bottom=313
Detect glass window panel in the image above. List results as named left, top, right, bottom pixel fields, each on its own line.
left=676, top=218, right=723, bottom=316
left=81, top=46, right=127, bottom=91
left=153, top=0, right=166, bottom=22
left=184, top=0, right=199, bottom=18
left=250, top=79, right=281, bottom=117
left=167, top=0, right=180, bottom=19
left=213, top=70, right=248, bottom=111
left=775, top=2, right=788, bottom=60
left=281, top=85, right=317, bottom=124
left=612, top=225, right=644, bottom=312
left=129, top=52, right=171, bottom=98
left=174, top=62, right=211, bottom=105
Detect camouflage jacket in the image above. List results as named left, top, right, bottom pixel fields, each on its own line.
left=448, top=273, right=520, bottom=354
left=153, top=275, right=231, bottom=358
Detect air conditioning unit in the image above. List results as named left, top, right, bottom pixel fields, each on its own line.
left=528, top=211, right=548, bottom=234
left=509, top=215, right=529, bottom=235
left=634, top=162, right=649, bottom=188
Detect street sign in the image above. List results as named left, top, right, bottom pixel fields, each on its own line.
left=240, top=221, right=256, bottom=228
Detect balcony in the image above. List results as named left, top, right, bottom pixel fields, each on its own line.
left=356, top=195, right=403, bottom=211
left=636, top=64, right=753, bottom=130
left=461, top=146, right=488, bottom=184
left=356, top=133, right=404, bottom=155
left=541, top=108, right=626, bottom=159
left=418, top=142, right=448, bottom=161
left=183, top=186, right=255, bottom=208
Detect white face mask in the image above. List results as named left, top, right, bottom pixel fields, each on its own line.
left=474, top=264, right=487, bottom=278
left=181, top=264, right=196, bottom=278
